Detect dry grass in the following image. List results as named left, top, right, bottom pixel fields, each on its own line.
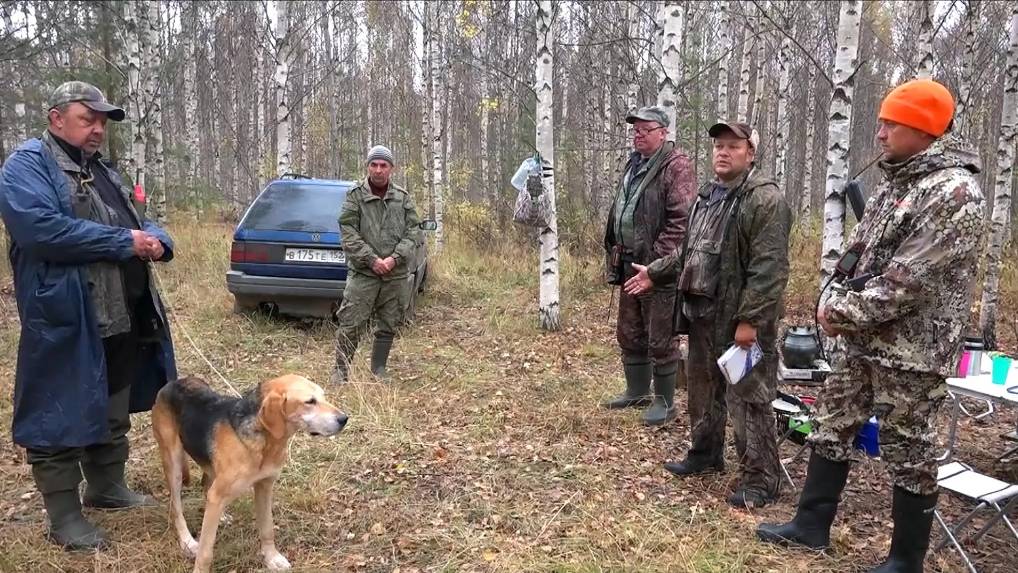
left=0, top=217, right=1014, bottom=572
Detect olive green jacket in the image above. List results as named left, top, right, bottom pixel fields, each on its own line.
left=339, top=181, right=422, bottom=281
left=648, top=168, right=791, bottom=403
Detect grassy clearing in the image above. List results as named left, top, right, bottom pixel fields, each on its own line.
left=0, top=217, right=1014, bottom=572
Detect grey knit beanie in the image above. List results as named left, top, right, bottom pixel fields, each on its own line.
left=366, top=145, right=394, bottom=165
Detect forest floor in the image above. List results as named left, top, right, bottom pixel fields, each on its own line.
left=0, top=218, right=1016, bottom=572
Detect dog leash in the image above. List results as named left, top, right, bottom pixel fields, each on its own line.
left=147, top=259, right=243, bottom=397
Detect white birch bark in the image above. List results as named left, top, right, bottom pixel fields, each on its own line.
left=716, top=1, right=730, bottom=120
left=272, top=0, right=291, bottom=178
left=430, top=1, right=445, bottom=251
left=775, top=25, right=792, bottom=194
left=420, top=2, right=432, bottom=206
left=820, top=0, right=861, bottom=287
left=143, top=0, right=165, bottom=222
left=536, top=0, right=560, bottom=331
left=979, top=6, right=1018, bottom=348
left=800, top=66, right=817, bottom=218
left=956, top=0, right=980, bottom=133
left=736, top=23, right=753, bottom=123
left=183, top=1, right=199, bottom=208
left=656, top=2, right=682, bottom=143
left=626, top=1, right=640, bottom=121
left=125, top=1, right=146, bottom=190
left=916, top=0, right=935, bottom=79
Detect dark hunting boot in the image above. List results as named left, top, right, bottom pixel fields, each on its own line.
left=370, top=335, right=394, bottom=380
left=643, top=362, right=678, bottom=426
left=82, top=461, right=156, bottom=510
left=43, top=489, right=110, bottom=551
left=31, top=452, right=108, bottom=551
left=867, top=487, right=938, bottom=573
left=756, top=451, right=850, bottom=550
left=601, top=358, right=652, bottom=409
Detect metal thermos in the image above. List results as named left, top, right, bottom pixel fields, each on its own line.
left=963, top=337, right=984, bottom=377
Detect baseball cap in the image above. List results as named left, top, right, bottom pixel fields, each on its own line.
left=626, top=106, right=670, bottom=128
left=708, top=121, right=760, bottom=150
left=48, top=81, right=126, bottom=122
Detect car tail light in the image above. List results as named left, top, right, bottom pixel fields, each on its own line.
left=230, top=242, right=270, bottom=263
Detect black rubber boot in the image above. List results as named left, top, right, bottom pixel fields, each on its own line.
left=867, top=487, right=938, bottom=573
left=643, top=362, right=677, bottom=426
left=82, top=461, right=156, bottom=510
left=370, top=335, right=394, bottom=380
left=663, top=453, right=725, bottom=476
left=756, top=450, right=850, bottom=550
left=602, top=358, right=652, bottom=409
left=43, top=489, right=110, bottom=551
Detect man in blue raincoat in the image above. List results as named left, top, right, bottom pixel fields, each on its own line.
left=0, top=81, right=177, bottom=551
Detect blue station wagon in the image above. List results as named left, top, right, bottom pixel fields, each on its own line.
left=227, top=176, right=432, bottom=319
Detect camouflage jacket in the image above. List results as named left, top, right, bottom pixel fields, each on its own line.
left=339, top=180, right=422, bottom=281
left=826, top=135, right=984, bottom=377
left=604, top=142, right=696, bottom=279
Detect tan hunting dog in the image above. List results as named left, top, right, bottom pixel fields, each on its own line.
left=152, top=374, right=347, bottom=572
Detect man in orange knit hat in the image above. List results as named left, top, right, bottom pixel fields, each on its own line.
left=758, top=78, right=984, bottom=572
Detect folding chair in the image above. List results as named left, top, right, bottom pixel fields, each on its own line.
left=934, top=461, right=1018, bottom=573
left=772, top=392, right=813, bottom=491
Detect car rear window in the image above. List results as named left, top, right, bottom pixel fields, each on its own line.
left=241, top=183, right=349, bottom=232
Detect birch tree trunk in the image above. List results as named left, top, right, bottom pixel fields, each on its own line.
left=125, top=1, right=146, bottom=191
left=536, top=0, right=560, bottom=331
left=956, top=0, right=980, bottom=133
left=625, top=1, right=640, bottom=123
left=183, top=1, right=200, bottom=215
left=272, top=0, right=291, bottom=178
left=143, top=0, right=165, bottom=222
left=420, top=2, right=432, bottom=207
left=978, top=6, right=1018, bottom=349
left=716, top=1, right=730, bottom=120
left=916, top=0, right=935, bottom=79
left=774, top=7, right=792, bottom=194
left=736, top=23, right=753, bottom=123
left=656, top=2, right=682, bottom=142
left=430, top=1, right=445, bottom=251
left=800, top=67, right=817, bottom=218
left=820, top=0, right=862, bottom=287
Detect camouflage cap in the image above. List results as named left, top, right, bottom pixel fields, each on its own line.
left=708, top=121, right=760, bottom=150
left=48, top=81, right=126, bottom=122
left=625, top=105, right=670, bottom=128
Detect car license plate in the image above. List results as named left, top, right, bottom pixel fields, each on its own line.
left=284, top=248, right=345, bottom=264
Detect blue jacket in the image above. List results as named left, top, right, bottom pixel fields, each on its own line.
left=0, top=137, right=178, bottom=448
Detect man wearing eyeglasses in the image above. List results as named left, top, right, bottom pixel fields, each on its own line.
left=0, top=81, right=177, bottom=550
left=601, top=106, right=695, bottom=426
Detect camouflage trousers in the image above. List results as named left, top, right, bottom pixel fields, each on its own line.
left=616, top=272, right=680, bottom=365
left=809, top=358, right=947, bottom=495
left=685, top=314, right=780, bottom=497
left=334, top=272, right=406, bottom=368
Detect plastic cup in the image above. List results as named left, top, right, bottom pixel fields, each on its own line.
left=991, top=355, right=1012, bottom=385
left=958, top=351, right=971, bottom=378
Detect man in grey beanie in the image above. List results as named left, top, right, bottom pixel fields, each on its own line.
left=332, top=145, right=422, bottom=383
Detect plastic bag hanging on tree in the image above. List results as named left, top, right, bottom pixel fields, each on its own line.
left=512, top=154, right=553, bottom=228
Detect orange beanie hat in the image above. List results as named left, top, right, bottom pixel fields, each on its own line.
left=878, top=79, right=955, bottom=137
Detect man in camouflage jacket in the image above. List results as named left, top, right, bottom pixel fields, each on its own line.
left=331, top=145, right=422, bottom=383
left=627, top=121, right=791, bottom=508
left=759, top=79, right=984, bottom=573
left=601, top=106, right=696, bottom=426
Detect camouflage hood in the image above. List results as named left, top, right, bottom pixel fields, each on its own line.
left=879, top=133, right=981, bottom=187
left=828, top=134, right=985, bottom=377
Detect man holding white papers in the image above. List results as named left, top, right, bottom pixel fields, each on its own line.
left=625, top=121, right=791, bottom=508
